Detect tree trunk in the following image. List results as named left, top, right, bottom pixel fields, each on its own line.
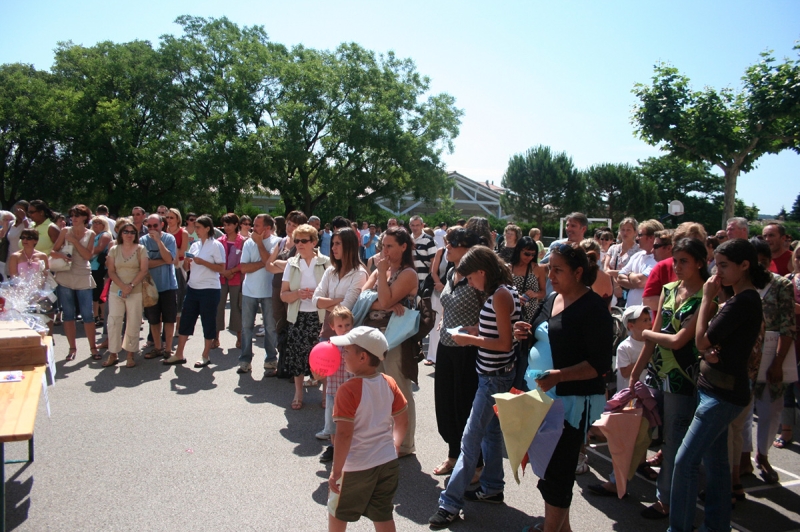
left=722, top=166, right=740, bottom=229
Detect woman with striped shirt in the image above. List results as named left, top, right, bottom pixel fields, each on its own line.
left=429, top=246, right=521, bottom=528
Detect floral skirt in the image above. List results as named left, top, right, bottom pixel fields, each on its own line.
left=284, top=311, right=322, bottom=378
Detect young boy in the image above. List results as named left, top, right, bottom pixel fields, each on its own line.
left=318, top=306, right=354, bottom=463
left=616, top=305, right=652, bottom=393
left=327, top=326, right=408, bottom=532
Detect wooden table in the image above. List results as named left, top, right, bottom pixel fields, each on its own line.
left=0, top=365, right=45, bottom=532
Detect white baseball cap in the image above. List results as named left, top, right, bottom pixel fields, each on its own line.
left=330, top=326, right=389, bottom=360
left=622, top=305, right=651, bottom=328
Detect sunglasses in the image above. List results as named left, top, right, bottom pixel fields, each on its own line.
left=240, top=222, right=252, bottom=226
left=294, top=238, right=312, bottom=245
left=187, top=219, right=196, bottom=222
left=557, top=243, right=577, bottom=257
left=20, top=235, right=37, bottom=241
left=652, top=243, right=668, bottom=250
left=522, top=251, right=536, bottom=257
left=637, top=232, right=650, bottom=238
left=601, top=237, right=612, bottom=241
left=121, top=230, right=137, bottom=235
left=146, top=223, right=160, bottom=229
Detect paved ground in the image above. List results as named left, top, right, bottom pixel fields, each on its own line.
left=4, top=314, right=800, bottom=531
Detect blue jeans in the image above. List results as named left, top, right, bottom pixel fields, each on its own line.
left=56, top=285, right=93, bottom=323
left=239, top=295, right=278, bottom=365
left=439, top=371, right=515, bottom=514
left=668, top=389, right=745, bottom=532
left=657, top=392, right=697, bottom=507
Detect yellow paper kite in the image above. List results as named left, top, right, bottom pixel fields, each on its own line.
left=493, top=389, right=554, bottom=484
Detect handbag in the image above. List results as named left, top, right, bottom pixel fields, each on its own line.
left=49, top=242, right=74, bottom=272
left=142, top=274, right=159, bottom=308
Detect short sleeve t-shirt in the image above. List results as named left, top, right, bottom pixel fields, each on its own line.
left=619, top=250, right=657, bottom=307
left=700, top=289, right=763, bottom=406
left=333, top=373, right=407, bottom=472
left=241, top=234, right=280, bottom=299
left=616, top=336, right=646, bottom=393
left=643, top=258, right=676, bottom=299
left=187, top=239, right=225, bottom=290
left=770, top=250, right=792, bottom=276
left=140, top=232, right=178, bottom=292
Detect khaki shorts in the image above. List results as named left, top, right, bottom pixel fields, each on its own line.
left=327, top=459, right=399, bottom=522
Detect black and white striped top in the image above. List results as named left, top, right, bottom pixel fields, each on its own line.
left=476, top=285, right=521, bottom=374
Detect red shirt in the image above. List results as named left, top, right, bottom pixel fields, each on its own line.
left=642, top=258, right=676, bottom=298
left=770, top=249, right=792, bottom=276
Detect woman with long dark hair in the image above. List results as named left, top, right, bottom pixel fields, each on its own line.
left=362, top=226, right=419, bottom=455
left=429, top=245, right=520, bottom=527
left=509, top=236, right=546, bottom=322
left=669, top=239, right=770, bottom=532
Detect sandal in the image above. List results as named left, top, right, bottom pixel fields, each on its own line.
left=162, top=356, right=187, bottom=365
left=102, top=355, right=119, bottom=367
left=144, top=348, right=164, bottom=359
left=646, top=450, right=663, bottom=467
left=732, top=483, right=746, bottom=502
left=773, top=436, right=794, bottom=449
left=91, top=350, right=102, bottom=360
left=66, top=348, right=77, bottom=361
left=636, top=463, right=659, bottom=480
left=194, top=358, right=211, bottom=368
left=303, top=378, right=320, bottom=388
left=433, top=459, right=456, bottom=476
left=125, top=355, right=136, bottom=368
left=291, top=399, right=303, bottom=410
left=756, top=453, right=779, bottom=484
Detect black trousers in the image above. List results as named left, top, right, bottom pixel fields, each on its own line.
left=434, top=343, right=483, bottom=467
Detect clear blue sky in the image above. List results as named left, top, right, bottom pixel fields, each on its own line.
left=3, top=0, right=798, bottom=219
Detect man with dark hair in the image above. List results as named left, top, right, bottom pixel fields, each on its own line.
left=409, top=215, right=436, bottom=288
left=540, top=212, right=589, bottom=265
left=238, top=214, right=282, bottom=376
left=762, top=222, right=792, bottom=275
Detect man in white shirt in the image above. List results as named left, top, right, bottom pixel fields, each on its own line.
left=617, top=219, right=663, bottom=308
left=238, top=214, right=282, bottom=376
left=433, top=222, right=447, bottom=249
left=95, top=205, right=116, bottom=238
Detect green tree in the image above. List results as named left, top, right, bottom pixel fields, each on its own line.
left=500, top=145, right=578, bottom=226
left=0, top=63, right=73, bottom=208
left=734, top=199, right=760, bottom=221
left=790, top=192, right=800, bottom=221
left=53, top=39, right=187, bottom=214
left=584, top=163, right=658, bottom=222
left=256, top=41, right=461, bottom=217
left=637, top=156, right=724, bottom=229
left=632, top=46, right=800, bottom=228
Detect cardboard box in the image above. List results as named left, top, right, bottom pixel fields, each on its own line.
left=0, top=329, right=41, bottom=348
left=0, top=325, right=49, bottom=366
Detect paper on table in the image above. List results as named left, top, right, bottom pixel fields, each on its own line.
left=758, top=332, right=797, bottom=383
left=0, top=370, right=23, bottom=382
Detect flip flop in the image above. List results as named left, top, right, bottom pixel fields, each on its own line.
left=773, top=436, right=794, bottom=449
left=163, top=356, right=187, bottom=365
left=102, top=356, right=119, bottom=367
left=291, top=399, right=303, bottom=410
left=636, top=463, right=659, bottom=480
left=194, top=358, right=211, bottom=368
left=433, top=460, right=455, bottom=476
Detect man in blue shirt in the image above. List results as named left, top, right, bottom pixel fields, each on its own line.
left=238, top=214, right=282, bottom=376
left=362, top=224, right=380, bottom=260
left=140, top=214, right=178, bottom=358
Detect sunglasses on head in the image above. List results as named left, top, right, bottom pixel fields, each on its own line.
left=557, top=243, right=577, bottom=257
left=294, top=238, right=312, bottom=245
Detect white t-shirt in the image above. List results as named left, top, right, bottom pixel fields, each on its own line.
left=282, top=256, right=319, bottom=313
left=187, top=239, right=225, bottom=290
left=616, top=336, right=647, bottom=392
left=619, top=250, right=657, bottom=307
left=333, top=373, right=407, bottom=472
left=240, top=234, right=280, bottom=299
left=433, top=228, right=447, bottom=249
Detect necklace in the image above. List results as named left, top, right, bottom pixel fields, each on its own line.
left=22, top=248, right=34, bottom=263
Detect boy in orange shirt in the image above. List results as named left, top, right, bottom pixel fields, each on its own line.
left=327, top=326, right=408, bottom=532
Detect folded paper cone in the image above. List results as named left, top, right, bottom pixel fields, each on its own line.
left=593, top=408, right=643, bottom=498
left=493, top=389, right=554, bottom=484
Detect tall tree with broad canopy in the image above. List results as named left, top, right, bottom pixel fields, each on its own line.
left=0, top=63, right=73, bottom=209
left=637, top=155, right=725, bottom=229
left=500, top=145, right=579, bottom=226
left=632, top=45, right=800, bottom=228
left=584, top=162, right=658, bottom=222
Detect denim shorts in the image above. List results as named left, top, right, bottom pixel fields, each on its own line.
left=56, top=285, right=94, bottom=323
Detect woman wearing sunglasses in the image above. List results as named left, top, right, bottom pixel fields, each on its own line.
left=7, top=229, right=49, bottom=282
left=280, top=223, right=330, bottom=410
left=166, top=215, right=225, bottom=368
left=509, top=236, right=546, bottom=322
left=51, top=204, right=100, bottom=361
left=103, top=222, right=149, bottom=368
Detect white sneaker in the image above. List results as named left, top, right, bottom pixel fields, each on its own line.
left=237, top=362, right=252, bottom=374
left=263, top=361, right=277, bottom=370
left=255, top=327, right=265, bottom=337
left=315, top=431, right=331, bottom=440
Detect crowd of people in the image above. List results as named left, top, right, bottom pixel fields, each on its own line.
left=0, top=199, right=798, bottom=532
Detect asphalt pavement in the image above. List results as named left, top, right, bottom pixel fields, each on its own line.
left=4, top=313, right=800, bottom=531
